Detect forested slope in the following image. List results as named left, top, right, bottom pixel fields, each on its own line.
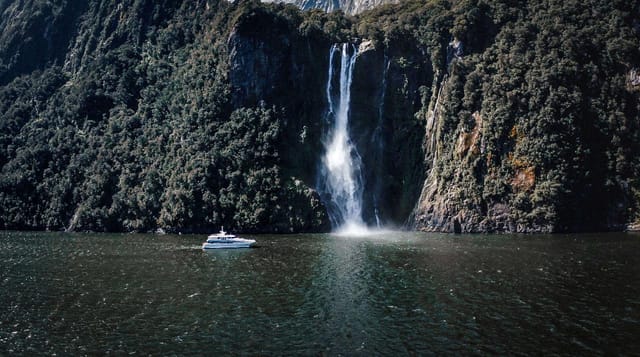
left=0, top=0, right=638, bottom=233
left=0, top=0, right=333, bottom=233
left=408, top=0, right=640, bottom=232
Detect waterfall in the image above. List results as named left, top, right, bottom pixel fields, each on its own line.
left=325, top=44, right=337, bottom=119
left=318, top=43, right=366, bottom=233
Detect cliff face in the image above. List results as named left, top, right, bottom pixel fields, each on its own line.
left=0, top=0, right=87, bottom=84
left=262, top=0, right=398, bottom=15
left=227, top=6, right=331, bottom=185
left=0, top=0, right=336, bottom=233
left=349, top=40, right=430, bottom=226
left=409, top=2, right=640, bottom=233
left=1, top=0, right=639, bottom=233
left=225, top=8, right=429, bottom=228
left=0, top=0, right=185, bottom=85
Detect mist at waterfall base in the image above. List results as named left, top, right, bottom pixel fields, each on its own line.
left=317, top=43, right=388, bottom=237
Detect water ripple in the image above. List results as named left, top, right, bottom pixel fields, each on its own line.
left=0, top=231, right=639, bottom=354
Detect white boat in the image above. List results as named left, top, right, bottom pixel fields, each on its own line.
left=202, top=227, right=255, bottom=249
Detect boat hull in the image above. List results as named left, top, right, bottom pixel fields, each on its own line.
left=202, top=241, right=255, bottom=249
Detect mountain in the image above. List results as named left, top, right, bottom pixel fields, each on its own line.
left=0, top=0, right=639, bottom=233
left=262, top=0, right=398, bottom=15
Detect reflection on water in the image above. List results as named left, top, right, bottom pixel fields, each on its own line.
left=1, top=231, right=639, bottom=354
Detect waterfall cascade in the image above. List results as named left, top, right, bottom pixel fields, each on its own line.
left=318, top=43, right=367, bottom=233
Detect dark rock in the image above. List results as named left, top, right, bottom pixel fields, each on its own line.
left=446, top=39, right=463, bottom=67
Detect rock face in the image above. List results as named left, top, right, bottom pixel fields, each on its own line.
left=228, top=31, right=430, bottom=226
left=262, top=0, right=399, bottom=15
left=227, top=18, right=431, bottom=228
left=0, top=0, right=88, bottom=84
left=348, top=40, right=430, bottom=225
left=1, top=0, right=639, bottom=233
left=409, top=3, right=640, bottom=233
left=226, top=7, right=331, bottom=186
left=0, top=0, right=187, bottom=85
left=629, top=68, right=640, bottom=87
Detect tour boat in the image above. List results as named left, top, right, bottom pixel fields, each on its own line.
left=202, top=227, right=255, bottom=249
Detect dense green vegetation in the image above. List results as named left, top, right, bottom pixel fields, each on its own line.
left=0, top=0, right=332, bottom=232
left=0, top=0, right=638, bottom=232
left=408, top=0, right=640, bottom=232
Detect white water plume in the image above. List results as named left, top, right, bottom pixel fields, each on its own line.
left=318, top=43, right=367, bottom=232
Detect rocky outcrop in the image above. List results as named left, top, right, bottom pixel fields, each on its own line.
left=263, top=0, right=399, bottom=15
left=227, top=8, right=331, bottom=186
left=446, top=38, right=463, bottom=67
left=348, top=39, right=430, bottom=226
left=629, top=68, right=640, bottom=87
left=0, top=0, right=88, bottom=85
left=411, top=3, right=640, bottom=233
left=227, top=28, right=291, bottom=107
left=454, top=111, right=482, bottom=159
left=0, top=0, right=185, bottom=85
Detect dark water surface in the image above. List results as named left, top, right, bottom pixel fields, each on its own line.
left=1, top=231, right=639, bottom=355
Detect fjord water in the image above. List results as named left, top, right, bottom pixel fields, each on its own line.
left=1, top=231, right=640, bottom=355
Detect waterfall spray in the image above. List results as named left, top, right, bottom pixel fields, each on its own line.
left=318, top=43, right=366, bottom=233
